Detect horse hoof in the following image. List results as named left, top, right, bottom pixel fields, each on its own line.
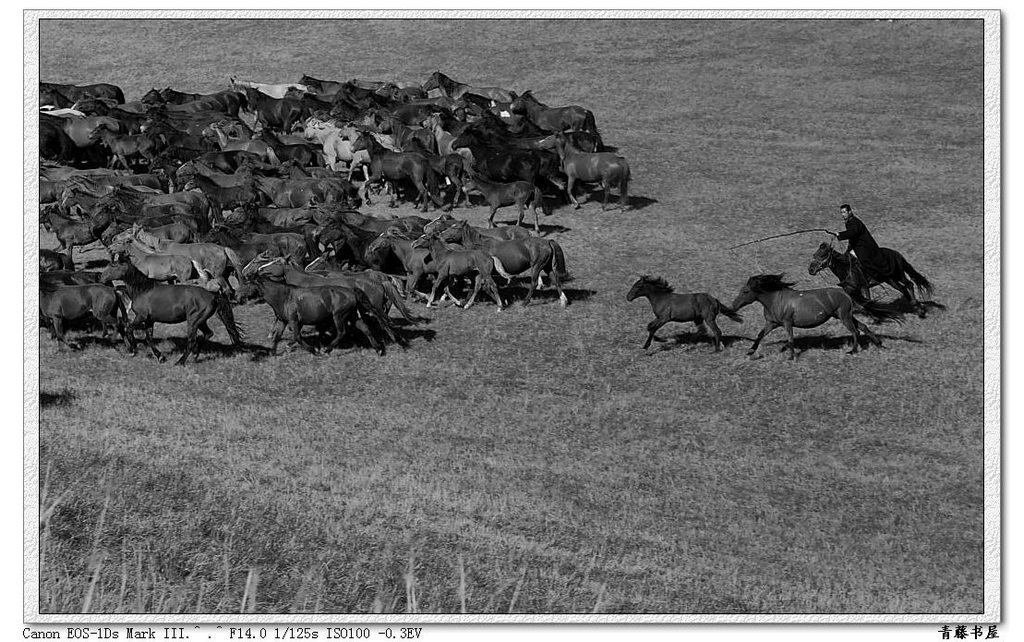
left=749, top=353, right=763, bottom=360
left=157, top=356, right=167, bottom=363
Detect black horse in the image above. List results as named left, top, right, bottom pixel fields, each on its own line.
left=807, top=243, right=941, bottom=318
left=100, top=261, right=244, bottom=365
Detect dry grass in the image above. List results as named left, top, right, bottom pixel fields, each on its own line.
left=35, top=18, right=985, bottom=614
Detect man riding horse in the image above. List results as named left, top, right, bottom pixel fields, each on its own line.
left=834, top=203, right=893, bottom=294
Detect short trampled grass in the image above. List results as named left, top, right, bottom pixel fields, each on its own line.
left=35, top=17, right=985, bottom=614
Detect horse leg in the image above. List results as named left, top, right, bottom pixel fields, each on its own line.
left=853, top=318, right=883, bottom=348
left=324, top=311, right=349, bottom=354
left=837, top=311, right=861, bottom=354
left=426, top=273, right=446, bottom=308
left=483, top=275, right=504, bottom=310
left=566, top=176, right=581, bottom=209
left=782, top=319, right=796, bottom=360
left=601, top=178, right=611, bottom=211
left=141, top=322, right=163, bottom=361
left=51, top=317, right=77, bottom=351
left=748, top=321, right=777, bottom=358
left=353, top=318, right=385, bottom=356
left=643, top=318, right=668, bottom=349
left=706, top=317, right=724, bottom=352
left=175, top=321, right=200, bottom=366
left=522, top=263, right=542, bottom=307
left=487, top=203, right=498, bottom=228
left=516, top=200, right=526, bottom=228
left=267, top=319, right=286, bottom=354
left=463, top=275, right=483, bottom=309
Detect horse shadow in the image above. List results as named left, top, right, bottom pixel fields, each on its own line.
left=653, top=331, right=746, bottom=351
left=555, top=186, right=658, bottom=211
left=755, top=332, right=924, bottom=359
left=499, top=283, right=597, bottom=305
left=40, top=388, right=76, bottom=409
left=83, top=259, right=110, bottom=270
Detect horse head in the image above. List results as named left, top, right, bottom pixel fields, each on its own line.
left=808, top=243, right=835, bottom=276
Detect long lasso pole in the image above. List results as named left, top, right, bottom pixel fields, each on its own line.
left=728, top=228, right=838, bottom=250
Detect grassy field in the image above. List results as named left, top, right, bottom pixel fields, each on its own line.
left=35, top=18, right=986, bottom=614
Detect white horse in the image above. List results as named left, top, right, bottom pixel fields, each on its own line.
left=229, top=77, right=308, bottom=99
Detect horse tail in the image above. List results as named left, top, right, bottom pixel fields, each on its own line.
left=425, top=167, right=445, bottom=206
left=222, top=246, right=246, bottom=283
left=549, top=240, right=571, bottom=282
left=584, top=110, right=603, bottom=150
left=354, top=288, right=404, bottom=348
left=901, top=257, right=934, bottom=299
left=265, top=146, right=281, bottom=166
left=716, top=299, right=744, bottom=323
left=618, top=159, right=631, bottom=210
left=855, top=298, right=906, bottom=326
left=214, top=293, right=245, bottom=346
left=382, top=279, right=422, bottom=325
left=535, top=186, right=552, bottom=216
left=491, top=255, right=514, bottom=281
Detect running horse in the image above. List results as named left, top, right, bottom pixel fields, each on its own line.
left=807, top=242, right=941, bottom=318
left=553, top=133, right=630, bottom=211
left=438, top=220, right=568, bottom=307
left=626, top=276, right=742, bottom=352
left=39, top=280, right=131, bottom=351
left=350, top=133, right=446, bottom=212
left=731, top=274, right=905, bottom=360
left=100, top=261, right=244, bottom=365
left=422, top=71, right=513, bottom=103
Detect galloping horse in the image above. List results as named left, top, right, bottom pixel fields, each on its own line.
left=422, top=71, right=513, bottom=103
left=509, top=90, right=602, bottom=146
left=39, top=280, right=130, bottom=351
left=626, top=276, right=742, bottom=352
left=243, top=268, right=392, bottom=355
left=100, top=261, right=244, bottom=365
left=807, top=242, right=940, bottom=317
left=554, top=133, right=629, bottom=211
left=731, top=274, right=905, bottom=360
left=350, top=133, right=445, bottom=212
left=438, top=220, right=568, bottom=307
left=412, top=232, right=506, bottom=309
left=41, top=206, right=113, bottom=264
left=108, top=236, right=198, bottom=284
left=462, top=174, right=549, bottom=232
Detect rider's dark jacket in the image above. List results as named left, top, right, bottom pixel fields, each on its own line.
left=837, top=214, right=890, bottom=278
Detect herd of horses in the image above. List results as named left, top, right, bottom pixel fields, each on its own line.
left=38, top=72, right=939, bottom=364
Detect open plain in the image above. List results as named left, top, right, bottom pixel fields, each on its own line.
left=34, top=18, right=986, bottom=614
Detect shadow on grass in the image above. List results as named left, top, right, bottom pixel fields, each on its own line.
left=40, top=388, right=76, bottom=409
left=552, top=187, right=658, bottom=212
left=750, top=332, right=925, bottom=361
left=499, top=284, right=598, bottom=305
left=652, top=331, right=747, bottom=351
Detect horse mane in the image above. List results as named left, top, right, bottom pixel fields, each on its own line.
left=640, top=275, right=673, bottom=293
left=97, top=184, right=145, bottom=214
left=746, top=273, right=797, bottom=293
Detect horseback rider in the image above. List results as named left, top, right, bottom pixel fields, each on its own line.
left=835, top=204, right=887, bottom=282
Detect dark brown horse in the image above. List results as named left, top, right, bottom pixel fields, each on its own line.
left=462, top=174, right=549, bottom=232
left=350, top=133, right=445, bottom=212
left=439, top=220, right=568, bottom=307
left=731, top=274, right=904, bottom=360
left=807, top=242, right=941, bottom=318
left=245, top=270, right=392, bottom=355
left=100, top=261, right=244, bottom=365
left=39, top=280, right=130, bottom=351
left=412, top=232, right=505, bottom=309
left=554, top=133, right=629, bottom=211
left=509, top=90, right=602, bottom=146
left=626, top=276, right=742, bottom=352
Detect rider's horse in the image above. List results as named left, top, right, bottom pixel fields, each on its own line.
left=808, top=242, right=940, bottom=317
left=731, top=274, right=905, bottom=360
